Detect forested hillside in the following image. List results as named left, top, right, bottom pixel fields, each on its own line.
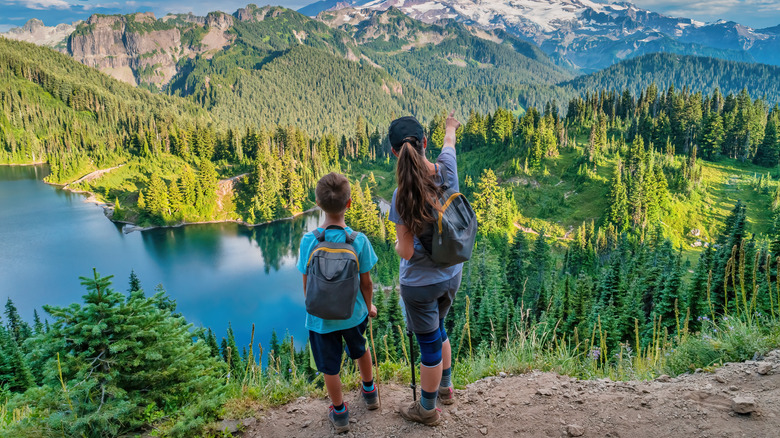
left=0, top=38, right=208, bottom=180
left=566, top=53, right=780, bottom=104
left=166, top=7, right=573, bottom=134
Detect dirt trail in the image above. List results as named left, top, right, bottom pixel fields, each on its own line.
left=64, top=164, right=125, bottom=188
left=513, top=222, right=573, bottom=241
left=243, top=350, right=780, bottom=437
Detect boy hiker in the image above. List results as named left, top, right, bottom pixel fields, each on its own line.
left=297, top=172, right=380, bottom=433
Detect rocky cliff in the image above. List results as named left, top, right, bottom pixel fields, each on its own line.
left=67, top=11, right=233, bottom=89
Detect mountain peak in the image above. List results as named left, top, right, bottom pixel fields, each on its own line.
left=300, top=0, right=780, bottom=70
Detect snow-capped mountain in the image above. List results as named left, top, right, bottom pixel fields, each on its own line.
left=301, top=0, right=780, bottom=71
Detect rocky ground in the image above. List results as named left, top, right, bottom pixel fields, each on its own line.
left=238, top=349, right=780, bottom=437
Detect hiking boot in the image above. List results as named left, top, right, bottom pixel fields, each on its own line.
left=362, top=386, right=380, bottom=410
left=438, top=385, right=455, bottom=405
left=328, top=403, right=350, bottom=433
left=399, top=400, right=441, bottom=426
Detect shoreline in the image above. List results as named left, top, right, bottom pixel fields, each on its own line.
left=2, top=162, right=321, bottom=233
left=61, top=183, right=321, bottom=234
left=0, top=161, right=47, bottom=167
left=117, top=207, right=321, bottom=234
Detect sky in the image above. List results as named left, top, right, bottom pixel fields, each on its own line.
left=1, top=0, right=779, bottom=33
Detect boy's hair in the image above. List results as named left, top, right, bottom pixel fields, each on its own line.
left=316, top=172, right=351, bottom=214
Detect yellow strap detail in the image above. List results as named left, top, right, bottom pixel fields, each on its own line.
left=306, top=247, right=360, bottom=271
left=438, top=192, right=463, bottom=234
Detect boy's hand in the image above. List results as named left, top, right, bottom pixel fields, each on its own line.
left=369, top=304, right=378, bottom=318
left=445, top=110, right=461, bottom=132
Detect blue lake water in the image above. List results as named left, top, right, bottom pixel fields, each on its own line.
left=0, top=164, right=322, bottom=354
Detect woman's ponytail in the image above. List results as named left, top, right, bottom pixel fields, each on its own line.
left=395, top=138, right=441, bottom=236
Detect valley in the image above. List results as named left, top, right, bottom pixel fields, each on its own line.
left=1, top=1, right=780, bottom=437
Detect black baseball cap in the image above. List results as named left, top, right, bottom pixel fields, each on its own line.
left=388, top=116, right=425, bottom=150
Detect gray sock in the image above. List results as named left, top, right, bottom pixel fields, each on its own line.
left=440, top=367, right=452, bottom=388
left=421, top=389, right=437, bottom=410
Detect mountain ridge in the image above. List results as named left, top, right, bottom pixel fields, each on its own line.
left=300, top=0, right=780, bottom=71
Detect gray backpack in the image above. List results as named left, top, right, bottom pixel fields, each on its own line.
left=305, top=227, right=360, bottom=320
left=430, top=162, right=478, bottom=267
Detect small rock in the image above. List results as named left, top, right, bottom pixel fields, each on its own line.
left=499, top=372, right=507, bottom=378
left=729, top=385, right=739, bottom=392
left=757, top=362, right=773, bottom=375
left=301, top=420, right=311, bottom=429
left=217, top=419, right=242, bottom=434
left=536, top=388, right=553, bottom=396
left=656, top=374, right=671, bottom=383
left=715, top=375, right=727, bottom=384
left=732, top=397, right=757, bottom=414
left=566, top=424, right=585, bottom=437
left=479, top=426, right=488, bottom=435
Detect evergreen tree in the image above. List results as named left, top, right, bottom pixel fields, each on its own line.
left=607, top=156, right=629, bottom=232
left=128, top=269, right=141, bottom=295
left=22, top=269, right=225, bottom=436
left=0, top=323, right=34, bottom=392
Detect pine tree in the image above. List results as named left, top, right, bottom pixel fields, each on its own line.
left=128, top=269, right=141, bottom=293
left=5, top=298, right=30, bottom=344
left=701, top=111, right=724, bottom=160
left=0, top=324, right=34, bottom=392
left=754, top=111, right=778, bottom=166
left=607, top=156, right=629, bottom=232
left=137, top=189, right=146, bottom=211
left=688, top=245, right=714, bottom=330
left=385, top=287, right=406, bottom=360
left=33, top=309, right=43, bottom=335
left=23, top=269, right=225, bottom=436
left=206, top=328, right=220, bottom=358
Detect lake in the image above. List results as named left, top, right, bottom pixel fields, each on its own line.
left=0, top=164, right=323, bottom=355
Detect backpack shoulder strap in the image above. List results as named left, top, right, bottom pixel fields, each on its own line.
left=311, top=229, right=325, bottom=242
left=345, top=230, right=359, bottom=245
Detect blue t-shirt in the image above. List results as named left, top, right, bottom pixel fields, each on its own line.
left=297, top=226, right=378, bottom=334
left=389, top=147, right=463, bottom=287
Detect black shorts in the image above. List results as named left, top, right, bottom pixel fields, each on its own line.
left=309, top=317, right=369, bottom=375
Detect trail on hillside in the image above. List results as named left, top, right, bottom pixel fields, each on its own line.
left=64, top=164, right=125, bottom=188
left=242, top=350, right=780, bottom=437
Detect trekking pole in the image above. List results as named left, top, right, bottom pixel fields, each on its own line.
left=407, top=330, right=417, bottom=401
left=369, top=317, right=381, bottom=408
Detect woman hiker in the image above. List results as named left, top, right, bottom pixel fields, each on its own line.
left=388, top=110, right=462, bottom=426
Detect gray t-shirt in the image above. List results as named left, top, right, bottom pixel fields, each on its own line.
left=389, top=147, right=463, bottom=287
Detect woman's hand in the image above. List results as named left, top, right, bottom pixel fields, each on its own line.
left=443, top=110, right=460, bottom=150
left=445, top=109, right=461, bottom=132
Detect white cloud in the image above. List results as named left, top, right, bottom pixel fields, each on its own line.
left=0, top=24, right=16, bottom=32
left=20, top=0, right=71, bottom=9
left=632, top=0, right=780, bottom=26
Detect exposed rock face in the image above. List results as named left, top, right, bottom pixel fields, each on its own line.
left=234, top=4, right=270, bottom=22
left=66, top=11, right=232, bottom=89
left=206, top=12, right=235, bottom=31
left=68, top=13, right=182, bottom=88
left=1, top=18, right=79, bottom=50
